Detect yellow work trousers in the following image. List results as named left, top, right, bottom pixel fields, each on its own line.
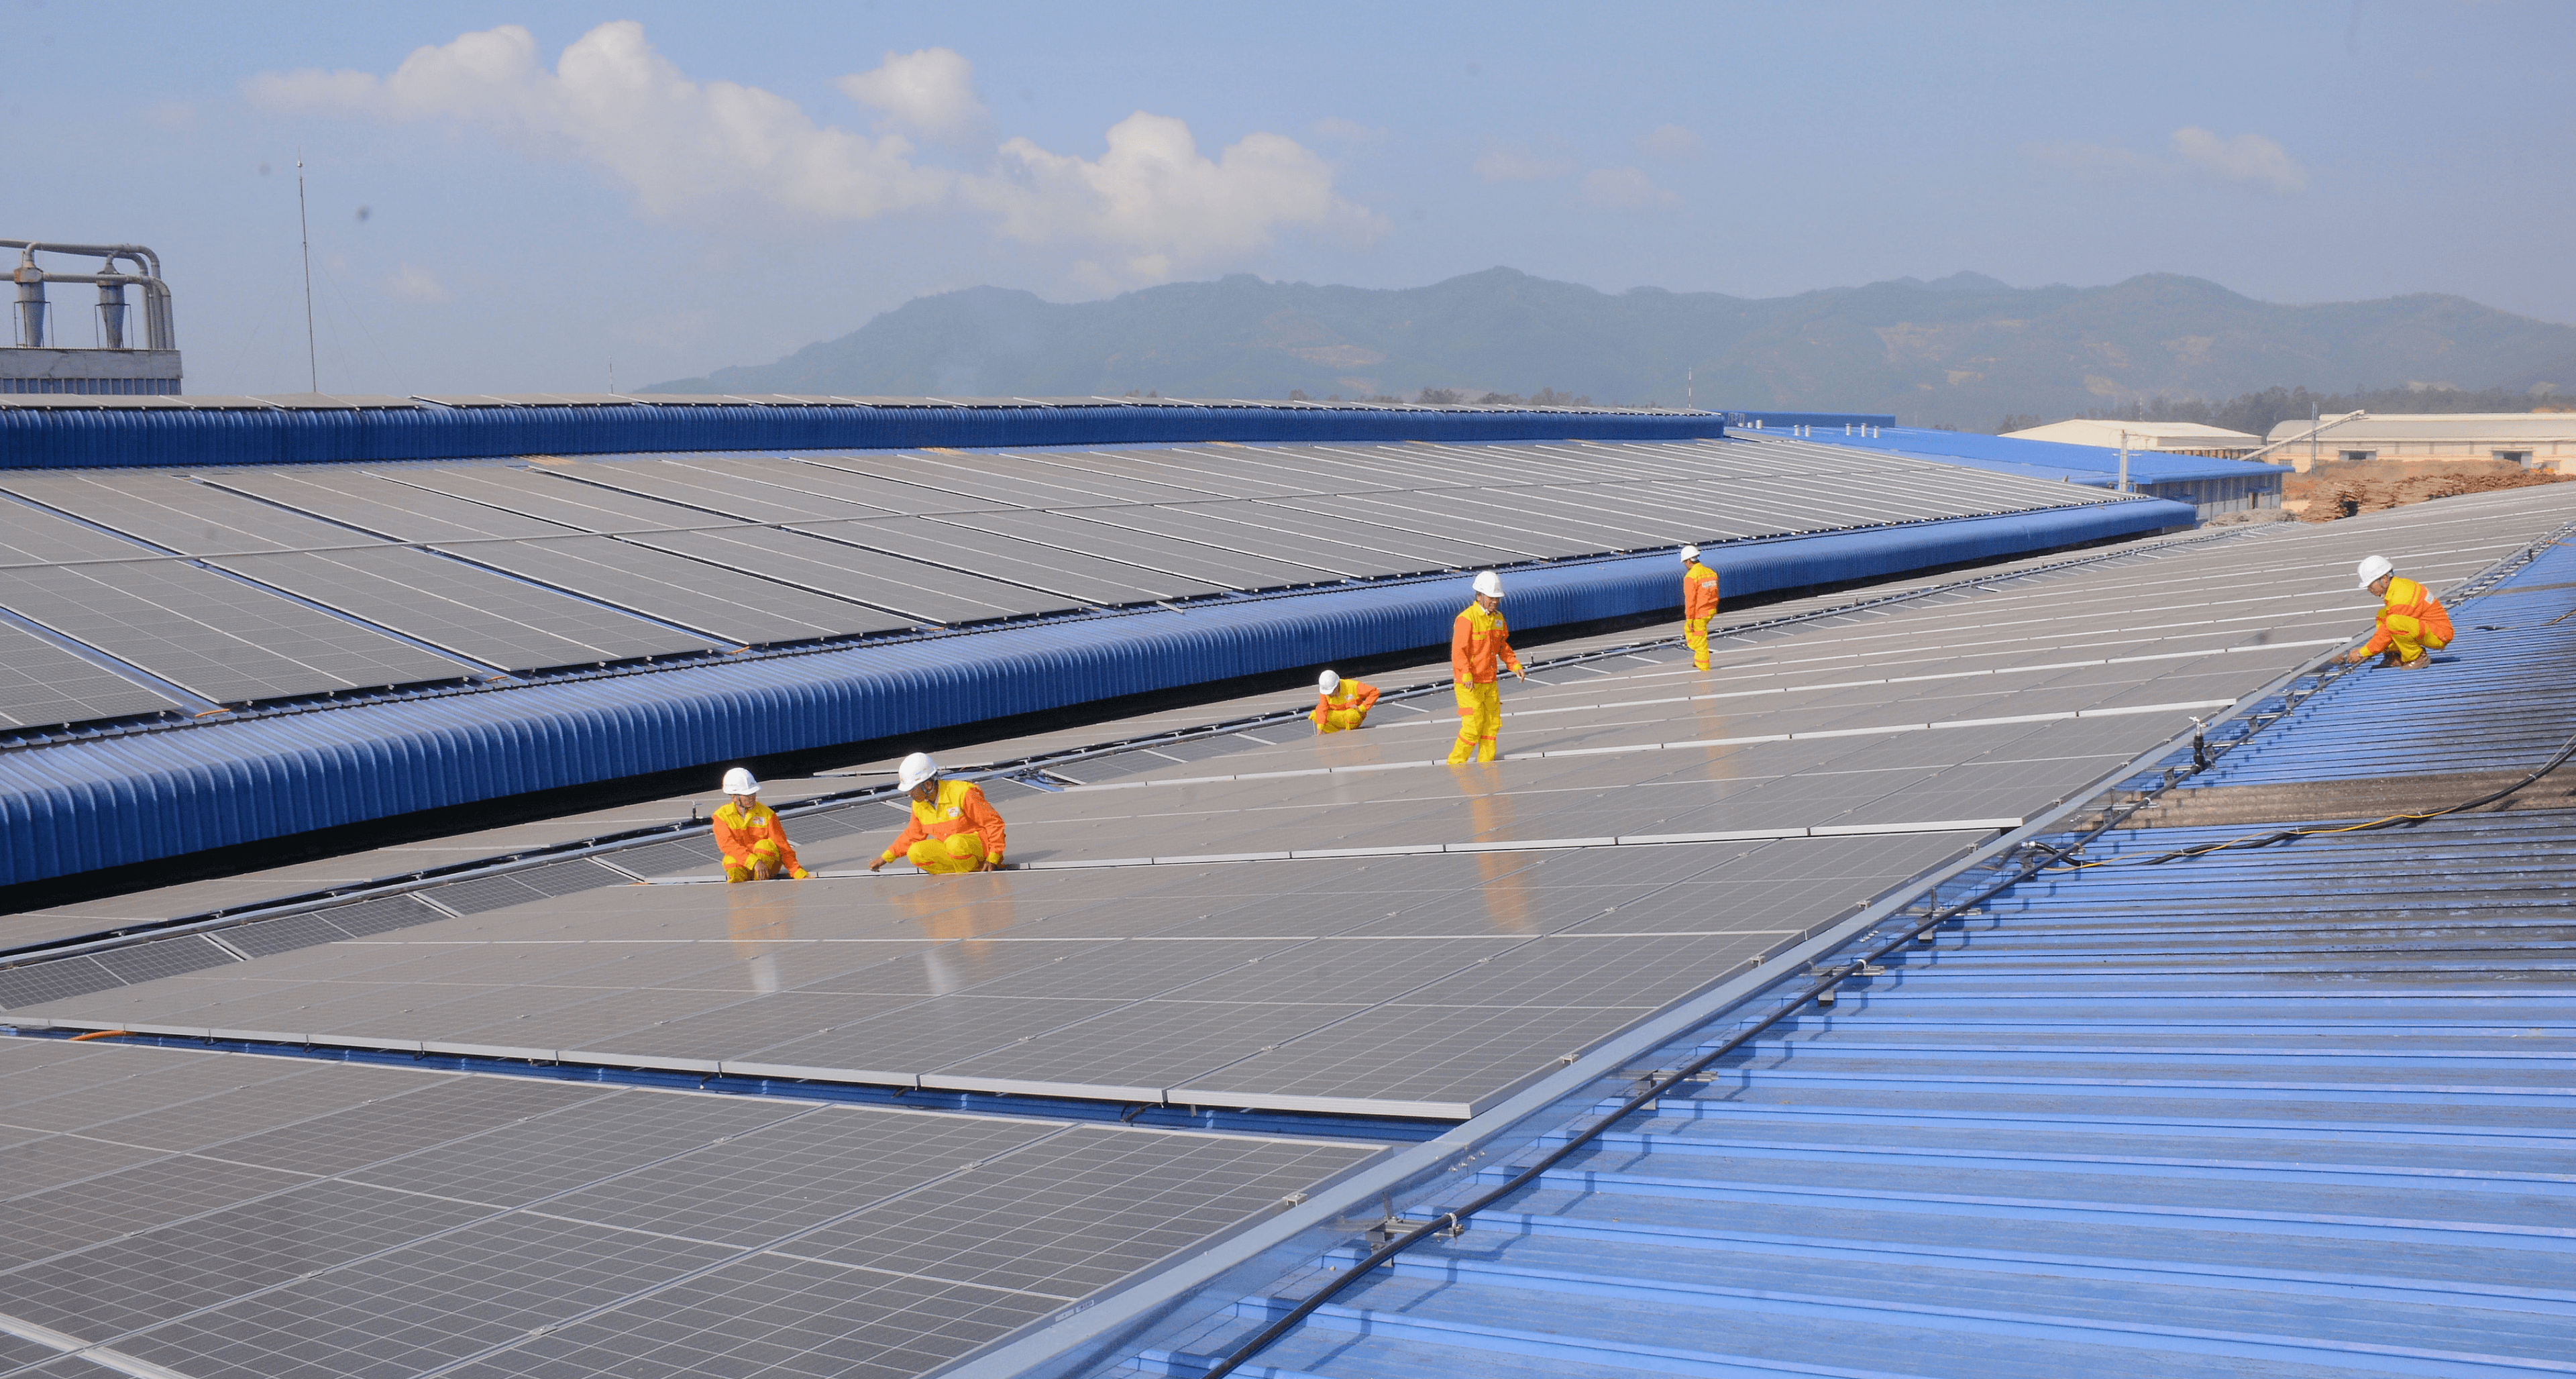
left=1447, top=682, right=1502, bottom=764
left=722, top=839, right=806, bottom=883
left=1316, top=708, right=1368, bottom=734
left=2379, top=613, right=2451, bottom=665
left=907, top=832, right=989, bottom=874
left=1685, top=616, right=1711, bottom=670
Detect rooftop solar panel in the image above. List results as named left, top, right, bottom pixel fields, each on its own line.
left=936, top=508, right=1329, bottom=592
left=0, top=620, right=179, bottom=726
left=0, top=558, right=478, bottom=704
left=546, top=457, right=896, bottom=522
left=0, top=1044, right=1379, bottom=1379
left=213, top=546, right=714, bottom=669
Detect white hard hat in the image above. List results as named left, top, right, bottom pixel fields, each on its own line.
left=897, top=751, right=939, bottom=791
left=2356, top=555, right=2394, bottom=590
left=722, top=767, right=759, bottom=797
left=1318, top=669, right=1340, bottom=694
left=1680, top=544, right=1700, bottom=562
left=1472, top=570, right=1504, bottom=599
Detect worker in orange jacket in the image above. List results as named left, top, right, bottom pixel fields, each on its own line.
left=1680, top=544, right=1721, bottom=670
left=1311, top=669, right=1381, bottom=733
left=869, top=753, right=1008, bottom=874
left=2345, top=554, right=2454, bottom=669
left=1447, top=571, right=1525, bottom=764
left=713, top=768, right=807, bottom=882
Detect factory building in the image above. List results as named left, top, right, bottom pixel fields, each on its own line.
left=2265, top=410, right=2576, bottom=474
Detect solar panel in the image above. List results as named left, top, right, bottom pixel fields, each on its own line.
left=815, top=514, right=1220, bottom=606
left=213, top=546, right=714, bottom=669
left=0, top=620, right=178, bottom=727
left=0, top=559, right=478, bottom=704
left=0, top=471, right=364, bottom=554
left=549, top=458, right=897, bottom=522
left=0, top=1045, right=1379, bottom=1379
left=620, top=522, right=1056, bottom=625
left=932, top=508, right=1329, bottom=592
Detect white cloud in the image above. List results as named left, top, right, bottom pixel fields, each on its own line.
left=2027, top=128, right=2309, bottom=195
left=1474, top=148, right=1572, bottom=182
left=245, top=22, right=1373, bottom=288
left=977, top=112, right=1385, bottom=288
left=1582, top=166, right=1676, bottom=208
left=384, top=264, right=453, bottom=304
left=247, top=23, right=950, bottom=224
left=837, top=47, right=986, bottom=142
left=1638, top=123, right=1700, bottom=158
left=2169, top=126, right=2308, bottom=192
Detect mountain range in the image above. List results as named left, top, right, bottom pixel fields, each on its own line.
left=647, top=268, right=2576, bottom=429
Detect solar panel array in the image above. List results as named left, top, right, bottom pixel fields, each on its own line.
left=0, top=437, right=2112, bottom=729
left=17, top=485, right=2570, bottom=1121
left=0, top=1038, right=1376, bottom=1378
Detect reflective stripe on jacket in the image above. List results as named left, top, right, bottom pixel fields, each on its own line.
left=881, top=779, right=1008, bottom=863
left=1451, top=603, right=1521, bottom=685
left=2361, top=576, right=2454, bottom=656
left=1684, top=561, right=1721, bottom=620
left=712, top=801, right=801, bottom=873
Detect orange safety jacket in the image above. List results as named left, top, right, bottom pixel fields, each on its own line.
left=880, top=779, right=1008, bottom=864
left=1452, top=602, right=1522, bottom=684
left=2361, top=575, right=2455, bottom=657
left=1312, top=678, right=1381, bottom=725
left=712, top=801, right=802, bottom=874
left=1683, top=561, right=1721, bottom=620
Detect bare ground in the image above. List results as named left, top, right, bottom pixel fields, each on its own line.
left=2282, top=459, right=2571, bottom=522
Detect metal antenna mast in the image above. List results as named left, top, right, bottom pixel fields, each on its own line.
left=296, top=151, right=318, bottom=392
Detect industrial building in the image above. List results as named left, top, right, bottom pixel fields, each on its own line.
left=2264, top=410, right=2576, bottom=474
left=3, top=242, right=180, bottom=396
left=0, top=385, right=2565, bottom=1378
left=2001, top=416, right=2264, bottom=458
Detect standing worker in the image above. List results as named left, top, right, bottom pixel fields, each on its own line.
left=1680, top=544, right=1721, bottom=671
left=1311, top=669, right=1381, bottom=734
left=1447, top=571, right=1526, bottom=765
left=714, top=768, right=808, bottom=883
left=2345, top=555, right=2454, bottom=669
left=869, top=753, right=1008, bottom=874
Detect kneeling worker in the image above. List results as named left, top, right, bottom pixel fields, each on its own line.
left=714, top=768, right=807, bottom=882
left=1448, top=571, right=1526, bottom=765
left=1681, top=544, right=1721, bottom=671
left=869, top=753, right=1008, bottom=874
left=2345, top=554, right=2453, bottom=669
left=1311, top=669, right=1380, bottom=734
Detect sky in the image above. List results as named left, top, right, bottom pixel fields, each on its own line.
left=7, top=1, right=2570, bottom=396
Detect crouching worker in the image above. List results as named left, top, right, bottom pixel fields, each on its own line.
left=714, top=768, right=808, bottom=881
left=869, top=753, right=1008, bottom=875
left=1311, top=669, right=1380, bottom=734
left=2345, top=554, right=2454, bottom=669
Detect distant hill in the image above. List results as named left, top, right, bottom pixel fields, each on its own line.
left=646, top=268, right=2576, bottom=429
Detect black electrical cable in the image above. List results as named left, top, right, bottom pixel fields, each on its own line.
left=2052, top=724, right=2576, bottom=872
left=1192, top=808, right=2136, bottom=1378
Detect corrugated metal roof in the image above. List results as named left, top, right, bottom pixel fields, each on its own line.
left=2264, top=413, right=2576, bottom=444
left=1809, top=425, right=2293, bottom=487
left=1096, top=506, right=2576, bottom=1378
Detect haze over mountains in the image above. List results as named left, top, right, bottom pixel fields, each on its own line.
left=649, top=268, right=2576, bottom=430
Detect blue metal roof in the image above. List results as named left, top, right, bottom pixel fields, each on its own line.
left=0, top=400, right=1727, bottom=470
left=2186, top=538, right=2576, bottom=786
left=1105, top=520, right=2576, bottom=1378
left=1810, top=425, right=2291, bottom=489
left=0, top=500, right=2186, bottom=887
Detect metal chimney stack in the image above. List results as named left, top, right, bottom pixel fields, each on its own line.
left=95, top=275, right=128, bottom=350
left=13, top=250, right=46, bottom=348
